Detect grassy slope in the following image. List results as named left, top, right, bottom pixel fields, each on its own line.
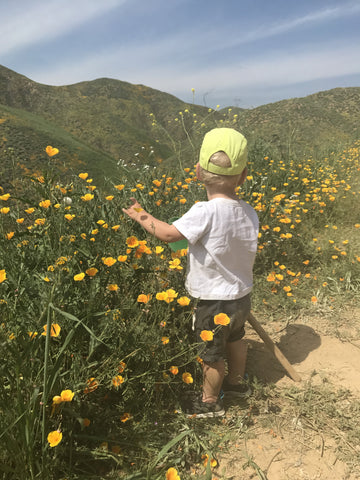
left=1, top=64, right=360, bottom=182
left=0, top=103, right=119, bottom=189
left=0, top=65, right=208, bottom=163
left=232, top=87, right=360, bottom=158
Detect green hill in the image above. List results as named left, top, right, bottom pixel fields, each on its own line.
left=0, top=102, right=121, bottom=189
left=0, top=65, right=207, bottom=154
left=232, top=87, right=360, bottom=159
left=1, top=64, right=360, bottom=188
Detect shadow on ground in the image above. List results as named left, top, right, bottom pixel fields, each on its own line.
left=246, top=324, right=321, bottom=383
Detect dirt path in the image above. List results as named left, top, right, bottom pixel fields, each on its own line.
left=218, top=308, right=360, bottom=480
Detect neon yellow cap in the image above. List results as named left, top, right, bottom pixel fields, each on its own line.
left=199, top=128, right=247, bottom=175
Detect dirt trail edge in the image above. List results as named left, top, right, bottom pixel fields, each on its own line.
left=218, top=308, right=360, bottom=480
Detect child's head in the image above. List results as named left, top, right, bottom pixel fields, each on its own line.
left=197, top=128, right=248, bottom=191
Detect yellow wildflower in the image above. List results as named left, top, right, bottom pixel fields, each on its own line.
left=47, top=430, right=62, bottom=447
left=177, top=296, right=190, bottom=306
left=81, top=194, right=94, bottom=201
left=42, top=324, right=61, bottom=337
left=166, top=467, right=181, bottom=480
left=39, top=200, right=51, bottom=208
left=118, top=361, right=126, bottom=373
left=120, top=413, right=131, bottom=423
left=112, top=375, right=124, bottom=387
left=169, top=366, right=179, bottom=375
left=102, top=257, right=117, bottom=267
left=164, top=289, right=178, bottom=303
left=200, top=330, right=214, bottom=341
left=137, top=294, right=151, bottom=303
left=86, top=267, right=98, bottom=277
left=60, top=389, right=74, bottom=402
left=169, top=258, right=183, bottom=270
left=84, top=378, right=98, bottom=394
left=182, top=372, right=193, bottom=384
left=74, top=273, right=85, bottom=281
left=156, top=292, right=167, bottom=301
left=52, top=395, right=62, bottom=405
left=126, top=236, right=139, bottom=248
left=166, top=467, right=180, bottom=480
left=214, top=313, right=230, bottom=326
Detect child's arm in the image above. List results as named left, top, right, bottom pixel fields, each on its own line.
left=123, top=197, right=185, bottom=243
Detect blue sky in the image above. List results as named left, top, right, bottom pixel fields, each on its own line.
left=1, top=0, right=360, bottom=108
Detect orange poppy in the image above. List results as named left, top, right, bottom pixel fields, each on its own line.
left=214, top=313, right=230, bottom=326
left=200, top=330, right=214, bottom=341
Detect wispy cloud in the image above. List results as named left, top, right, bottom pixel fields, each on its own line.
left=0, top=0, right=126, bottom=56
left=149, top=44, right=360, bottom=93
left=206, top=2, right=360, bottom=51
left=29, top=41, right=360, bottom=99
left=2, top=0, right=359, bottom=107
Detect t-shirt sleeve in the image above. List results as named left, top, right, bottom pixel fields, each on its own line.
left=172, top=202, right=210, bottom=244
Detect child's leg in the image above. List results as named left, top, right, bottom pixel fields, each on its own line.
left=226, top=338, right=248, bottom=384
left=202, top=359, right=226, bottom=403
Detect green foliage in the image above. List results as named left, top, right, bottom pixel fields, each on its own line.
left=0, top=103, right=119, bottom=189
left=1, top=64, right=360, bottom=190
left=0, top=104, right=359, bottom=478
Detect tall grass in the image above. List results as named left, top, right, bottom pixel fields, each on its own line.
left=0, top=110, right=359, bottom=479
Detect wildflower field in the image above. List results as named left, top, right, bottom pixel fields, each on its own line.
left=0, top=110, right=360, bottom=480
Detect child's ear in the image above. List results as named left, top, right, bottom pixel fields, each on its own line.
left=237, top=167, right=248, bottom=186
left=195, top=162, right=201, bottom=180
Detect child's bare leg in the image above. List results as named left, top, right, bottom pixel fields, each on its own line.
left=202, top=359, right=226, bottom=403
left=226, top=338, right=248, bottom=384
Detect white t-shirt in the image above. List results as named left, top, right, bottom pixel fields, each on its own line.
left=173, top=198, right=259, bottom=300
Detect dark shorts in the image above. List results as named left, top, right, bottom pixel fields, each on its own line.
left=194, top=294, right=251, bottom=363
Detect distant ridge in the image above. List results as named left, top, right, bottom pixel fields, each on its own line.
left=233, top=86, right=360, bottom=158
left=1, top=64, right=360, bottom=186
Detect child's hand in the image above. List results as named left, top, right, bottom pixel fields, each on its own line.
left=122, top=197, right=183, bottom=242
left=122, top=197, right=144, bottom=221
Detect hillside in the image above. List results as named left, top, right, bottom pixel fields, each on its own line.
left=0, top=103, right=121, bottom=190
left=1, top=64, right=360, bottom=186
left=234, top=87, right=360, bottom=158
left=0, top=65, right=208, bottom=168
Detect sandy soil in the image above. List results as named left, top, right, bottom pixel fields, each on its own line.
left=218, top=307, right=360, bottom=480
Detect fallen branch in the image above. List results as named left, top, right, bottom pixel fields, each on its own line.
left=247, top=312, right=302, bottom=382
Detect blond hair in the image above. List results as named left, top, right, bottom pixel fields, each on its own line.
left=199, top=151, right=240, bottom=190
